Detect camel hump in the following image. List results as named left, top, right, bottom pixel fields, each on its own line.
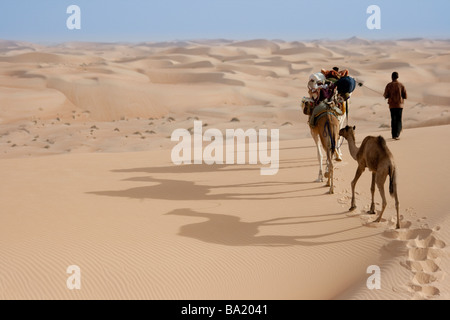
left=377, top=136, right=389, bottom=151
left=377, top=136, right=395, bottom=159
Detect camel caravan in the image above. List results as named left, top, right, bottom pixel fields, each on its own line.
left=302, top=69, right=401, bottom=229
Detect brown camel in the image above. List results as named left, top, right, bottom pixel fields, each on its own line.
left=311, top=112, right=340, bottom=194
left=339, top=126, right=400, bottom=229
left=303, top=98, right=344, bottom=185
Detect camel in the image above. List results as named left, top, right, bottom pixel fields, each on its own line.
left=308, top=110, right=340, bottom=194
left=304, top=100, right=342, bottom=191
left=339, top=126, right=400, bottom=229
left=311, top=114, right=345, bottom=183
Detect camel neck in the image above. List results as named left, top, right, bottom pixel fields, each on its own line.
left=347, top=135, right=359, bottom=160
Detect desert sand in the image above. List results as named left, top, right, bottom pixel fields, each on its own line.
left=0, top=38, right=449, bottom=300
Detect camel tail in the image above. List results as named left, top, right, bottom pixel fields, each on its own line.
left=326, top=121, right=336, bottom=155
left=377, top=136, right=396, bottom=196
left=389, top=165, right=396, bottom=197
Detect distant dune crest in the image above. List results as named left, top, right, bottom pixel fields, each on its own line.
left=0, top=37, right=449, bottom=155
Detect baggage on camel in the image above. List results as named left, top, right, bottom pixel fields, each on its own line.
left=302, top=67, right=356, bottom=128
left=321, top=68, right=349, bottom=83
left=336, top=76, right=357, bottom=101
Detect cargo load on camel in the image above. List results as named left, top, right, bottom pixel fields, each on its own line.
left=302, top=67, right=356, bottom=128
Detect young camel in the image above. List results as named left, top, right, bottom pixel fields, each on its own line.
left=312, top=113, right=340, bottom=194
left=339, top=126, right=400, bottom=229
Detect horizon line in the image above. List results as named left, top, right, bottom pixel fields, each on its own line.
left=2, top=36, right=450, bottom=46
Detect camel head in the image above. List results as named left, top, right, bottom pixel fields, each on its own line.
left=302, top=97, right=316, bottom=115
left=339, top=125, right=356, bottom=140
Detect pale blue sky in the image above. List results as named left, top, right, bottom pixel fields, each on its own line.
left=0, top=0, right=449, bottom=43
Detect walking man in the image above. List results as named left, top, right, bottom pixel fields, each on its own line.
left=384, top=72, right=407, bottom=140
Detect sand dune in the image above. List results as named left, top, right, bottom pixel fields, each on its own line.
left=424, top=84, right=450, bottom=106
left=1, top=125, right=448, bottom=300
left=0, top=52, right=103, bottom=65
left=344, top=37, right=373, bottom=46
left=117, top=57, right=175, bottom=68
left=390, top=50, right=433, bottom=60
left=209, top=53, right=260, bottom=63
left=217, top=64, right=279, bottom=78
left=168, top=61, right=215, bottom=69
left=273, top=46, right=334, bottom=57
left=2, top=37, right=449, bottom=155
left=46, top=77, right=168, bottom=121
left=367, top=61, right=412, bottom=70
left=145, top=71, right=229, bottom=84
left=161, top=46, right=211, bottom=56
left=230, top=39, right=280, bottom=52
left=0, top=38, right=449, bottom=300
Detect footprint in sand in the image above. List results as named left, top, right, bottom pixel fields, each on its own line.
left=385, top=221, right=446, bottom=300
left=338, top=195, right=351, bottom=205
left=359, top=213, right=410, bottom=229
left=409, top=285, right=441, bottom=300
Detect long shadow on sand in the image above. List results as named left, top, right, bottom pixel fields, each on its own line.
left=88, top=175, right=325, bottom=201
left=88, top=161, right=326, bottom=201
left=166, top=208, right=380, bottom=247
left=108, top=160, right=318, bottom=175
left=85, top=163, right=377, bottom=247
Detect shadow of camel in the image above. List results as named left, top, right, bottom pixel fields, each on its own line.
left=88, top=175, right=325, bottom=201
left=167, top=208, right=381, bottom=247
left=87, top=152, right=334, bottom=202
left=110, top=160, right=318, bottom=176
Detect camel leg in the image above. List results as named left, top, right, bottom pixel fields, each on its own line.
left=394, top=191, right=400, bottom=229
left=335, top=137, right=343, bottom=162
left=350, top=166, right=364, bottom=211
left=335, top=116, right=345, bottom=162
left=325, top=157, right=331, bottom=187
left=327, top=149, right=334, bottom=194
left=368, top=172, right=376, bottom=215
left=312, top=131, right=324, bottom=183
left=375, top=175, right=388, bottom=223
